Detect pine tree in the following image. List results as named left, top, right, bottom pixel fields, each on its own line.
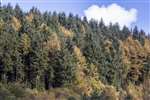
left=122, top=26, right=130, bottom=40
left=14, top=4, right=23, bottom=20
left=133, top=26, right=139, bottom=40
left=58, top=12, right=66, bottom=26
left=139, top=29, right=145, bottom=45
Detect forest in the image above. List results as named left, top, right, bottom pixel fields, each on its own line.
left=0, top=3, right=150, bottom=100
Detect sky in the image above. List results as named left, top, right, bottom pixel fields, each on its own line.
left=1, top=0, right=150, bottom=34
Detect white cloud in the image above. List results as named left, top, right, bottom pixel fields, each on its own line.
left=84, top=3, right=137, bottom=28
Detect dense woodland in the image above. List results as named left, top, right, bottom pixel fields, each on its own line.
left=0, top=3, right=150, bottom=100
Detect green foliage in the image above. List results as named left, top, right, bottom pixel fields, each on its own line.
left=50, top=38, right=77, bottom=87
left=90, top=91, right=101, bottom=100
left=0, top=83, right=16, bottom=100
left=0, top=4, right=149, bottom=99
left=122, top=25, right=131, bottom=40
left=143, top=56, right=150, bottom=78
left=0, top=83, right=29, bottom=100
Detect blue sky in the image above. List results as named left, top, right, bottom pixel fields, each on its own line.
left=1, top=0, right=150, bottom=34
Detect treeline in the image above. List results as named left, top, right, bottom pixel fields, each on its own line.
left=0, top=3, right=149, bottom=94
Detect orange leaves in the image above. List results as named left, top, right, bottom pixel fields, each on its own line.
left=20, top=33, right=31, bottom=54
left=60, top=26, right=74, bottom=38
left=11, top=17, right=21, bottom=31
left=121, top=36, right=149, bottom=68
left=44, top=33, right=61, bottom=51
left=73, top=46, right=104, bottom=96
left=0, top=19, right=4, bottom=31
left=25, top=13, right=34, bottom=22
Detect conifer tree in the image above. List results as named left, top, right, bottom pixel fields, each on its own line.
left=133, top=26, right=139, bottom=39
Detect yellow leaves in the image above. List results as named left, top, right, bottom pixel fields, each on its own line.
left=73, top=48, right=88, bottom=94
left=0, top=19, right=4, bottom=31
left=73, top=46, right=92, bottom=95
left=122, top=36, right=149, bottom=68
left=73, top=46, right=81, bottom=57
left=90, top=77, right=105, bottom=91
left=74, top=78, right=91, bottom=96
left=73, top=46, right=103, bottom=96
left=80, top=24, right=86, bottom=33
left=123, top=36, right=143, bottom=54
left=104, top=40, right=112, bottom=46
left=25, top=13, right=34, bottom=22
left=126, top=83, right=143, bottom=100
left=104, top=40, right=113, bottom=53
left=119, top=40, right=130, bottom=65
left=44, top=33, right=61, bottom=51
left=73, top=46, right=86, bottom=65
left=60, top=26, right=74, bottom=37
left=20, top=33, right=31, bottom=54
left=88, top=64, right=105, bottom=91
left=11, top=16, right=21, bottom=31
left=101, top=86, right=119, bottom=100
left=120, top=37, right=150, bottom=100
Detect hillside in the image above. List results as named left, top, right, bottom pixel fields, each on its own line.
left=0, top=4, right=150, bottom=100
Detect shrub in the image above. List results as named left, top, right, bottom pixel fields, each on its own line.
left=7, top=83, right=28, bottom=98
left=0, top=83, right=16, bottom=100
left=99, top=86, right=119, bottom=100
